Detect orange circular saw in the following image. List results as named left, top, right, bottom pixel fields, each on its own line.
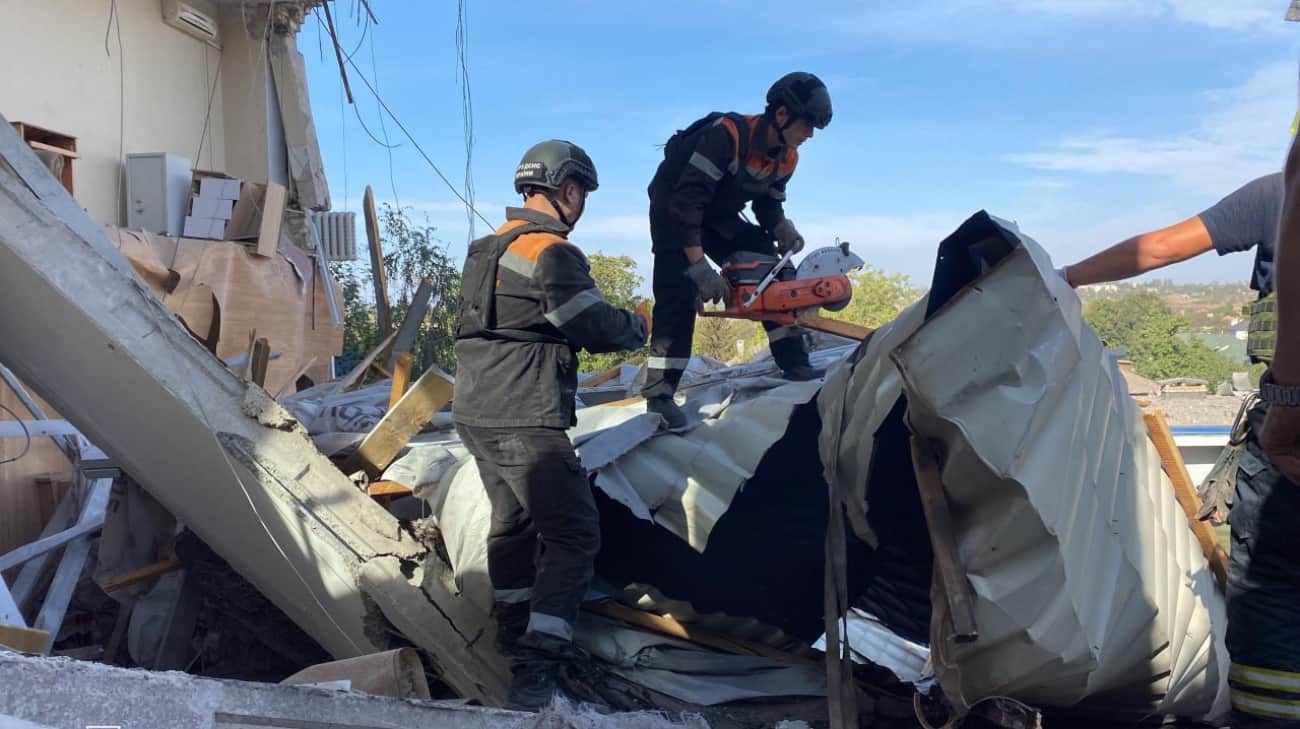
left=701, top=242, right=864, bottom=326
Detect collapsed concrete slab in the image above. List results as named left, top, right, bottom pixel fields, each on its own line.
left=0, top=113, right=505, bottom=702
left=0, top=653, right=711, bottom=729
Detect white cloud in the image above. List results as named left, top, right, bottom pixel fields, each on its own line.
left=1008, top=60, right=1296, bottom=195
left=824, top=0, right=1289, bottom=42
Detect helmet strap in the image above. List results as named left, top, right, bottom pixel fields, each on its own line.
left=546, top=192, right=573, bottom=227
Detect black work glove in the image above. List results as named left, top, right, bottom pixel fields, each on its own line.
left=772, top=219, right=805, bottom=255
left=685, top=258, right=728, bottom=304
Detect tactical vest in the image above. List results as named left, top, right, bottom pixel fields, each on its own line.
left=455, top=221, right=565, bottom=345
left=1243, top=293, right=1276, bottom=364
left=653, top=112, right=789, bottom=220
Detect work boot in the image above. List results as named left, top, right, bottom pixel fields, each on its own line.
left=780, top=363, right=826, bottom=381
left=493, top=601, right=530, bottom=657
left=505, top=631, right=587, bottom=711
left=645, top=395, right=688, bottom=430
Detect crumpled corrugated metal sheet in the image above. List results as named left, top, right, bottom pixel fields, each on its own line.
left=819, top=212, right=1230, bottom=722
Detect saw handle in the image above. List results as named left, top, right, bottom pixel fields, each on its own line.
left=741, top=249, right=795, bottom=309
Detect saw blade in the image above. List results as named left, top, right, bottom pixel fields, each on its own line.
left=795, top=246, right=865, bottom=280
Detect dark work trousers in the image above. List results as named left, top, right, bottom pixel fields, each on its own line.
left=1225, top=403, right=1300, bottom=727
left=642, top=213, right=810, bottom=400
left=455, top=424, right=601, bottom=643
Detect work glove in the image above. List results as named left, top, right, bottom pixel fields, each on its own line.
left=772, top=219, right=805, bottom=255
left=634, top=299, right=653, bottom=338
left=685, top=258, right=729, bottom=305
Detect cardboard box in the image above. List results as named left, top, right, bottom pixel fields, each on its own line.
left=198, top=177, right=242, bottom=201
left=184, top=215, right=227, bottom=240
left=190, top=196, right=234, bottom=219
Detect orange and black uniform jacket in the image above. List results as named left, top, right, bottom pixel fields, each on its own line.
left=647, top=113, right=798, bottom=252
left=452, top=207, right=646, bottom=428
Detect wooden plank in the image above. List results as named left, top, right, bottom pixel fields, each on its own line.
left=339, top=367, right=454, bottom=478
left=336, top=329, right=400, bottom=393
left=366, top=480, right=412, bottom=498
left=582, top=356, right=645, bottom=389
left=255, top=182, right=287, bottom=259
left=386, top=276, right=434, bottom=369
left=363, top=186, right=393, bottom=336
left=8, top=485, right=78, bottom=609
left=238, top=329, right=258, bottom=381
left=388, top=353, right=414, bottom=410
left=25, top=140, right=78, bottom=159
left=0, top=625, right=48, bottom=653
left=101, top=559, right=184, bottom=593
left=586, top=602, right=814, bottom=666
left=32, top=478, right=110, bottom=654
left=910, top=436, right=979, bottom=643
left=250, top=337, right=271, bottom=387
left=1143, top=409, right=1230, bottom=591
left=794, top=312, right=874, bottom=341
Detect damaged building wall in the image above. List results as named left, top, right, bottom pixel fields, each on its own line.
left=0, top=116, right=507, bottom=702
left=0, top=0, right=227, bottom=226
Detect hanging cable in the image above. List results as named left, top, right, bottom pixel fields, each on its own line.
left=342, top=53, right=493, bottom=227
left=455, top=0, right=476, bottom=242
left=0, top=402, right=32, bottom=466
left=368, top=23, right=402, bottom=210
left=106, top=0, right=125, bottom=239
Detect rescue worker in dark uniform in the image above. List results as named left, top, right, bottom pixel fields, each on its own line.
left=452, top=140, right=649, bottom=710
left=642, top=72, right=833, bottom=428
left=1063, top=171, right=1300, bottom=727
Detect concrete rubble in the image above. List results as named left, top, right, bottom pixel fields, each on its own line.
left=0, top=113, right=1232, bottom=727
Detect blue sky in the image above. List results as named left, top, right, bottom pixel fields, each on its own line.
left=302, top=0, right=1300, bottom=292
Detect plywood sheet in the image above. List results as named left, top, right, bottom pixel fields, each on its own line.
left=110, top=228, right=342, bottom=395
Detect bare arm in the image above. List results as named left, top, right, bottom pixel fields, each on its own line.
left=1062, top=216, right=1214, bottom=287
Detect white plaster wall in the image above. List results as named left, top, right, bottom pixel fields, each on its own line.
left=0, top=0, right=227, bottom=226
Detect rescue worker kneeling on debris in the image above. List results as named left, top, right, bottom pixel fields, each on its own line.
left=642, top=72, right=833, bottom=429
left=451, top=140, right=649, bottom=710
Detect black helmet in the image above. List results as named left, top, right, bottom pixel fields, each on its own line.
left=514, top=140, right=599, bottom=194
left=766, top=72, right=832, bottom=129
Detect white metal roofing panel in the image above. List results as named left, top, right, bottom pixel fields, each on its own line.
left=891, top=231, right=1229, bottom=722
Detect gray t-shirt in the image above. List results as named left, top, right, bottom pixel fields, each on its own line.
left=1199, top=172, right=1283, bottom=297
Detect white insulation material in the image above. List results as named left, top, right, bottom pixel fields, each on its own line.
left=891, top=229, right=1230, bottom=721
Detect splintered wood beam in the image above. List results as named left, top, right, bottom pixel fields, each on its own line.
left=389, top=353, right=414, bottom=410
left=793, top=312, right=874, bottom=341
left=387, top=277, right=434, bottom=370
left=339, top=366, right=454, bottom=478
left=366, top=480, right=413, bottom=498
left=582, top=356, right=645, bottom=389
left=364, top=186, right=393, bottom=336
left=336, top=328, right=400, bottom=393
left=910, top=435, right=979, bottom=643
left=250, top=337, right=271, bottom=387
left=1143, top=409, right=1230, bottom=591
left=585, top=601, right=815, bottom=666
left=101, top=559, right=184, bottom=593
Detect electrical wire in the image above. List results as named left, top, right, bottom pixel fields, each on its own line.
left=0, top=402, right=32, bottom=466
left=368, top=23, right=402, bottom=210
left=455, top=0, right=476, bottom=242
left=342, top=52, right=494, bottom=228
left=106, top=0, right=125, bottom=245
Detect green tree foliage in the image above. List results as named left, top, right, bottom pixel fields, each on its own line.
left=1084, top=292, right=1238, bottom=387
left=826, top=265, right=922, bottom=329
left=692, top=316, right=766, bottom=363
left=330, top=204, right=460, bottom=378
left=579, top=253, right=651, bottom=373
